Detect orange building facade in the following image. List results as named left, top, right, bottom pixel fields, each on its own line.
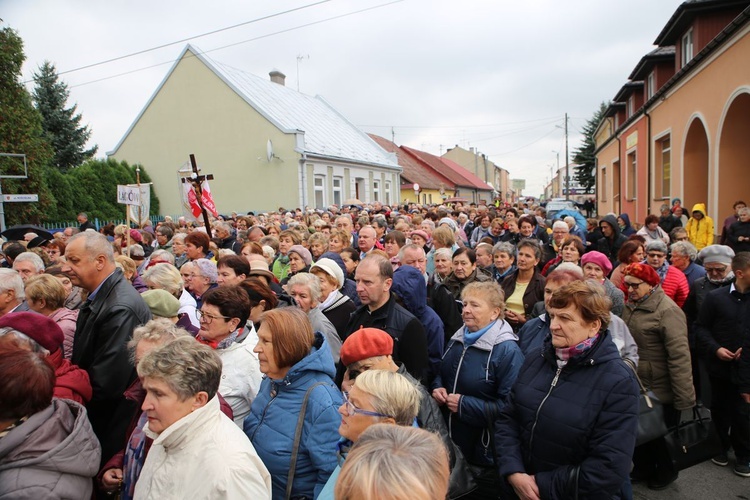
left=595, top=1, right=750, bottom=235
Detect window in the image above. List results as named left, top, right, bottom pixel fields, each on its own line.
left=655, top=136, right=671, bottom=199
left=626, top=151, right=637, bottom=200
left=372, top=180, right=380, bottom=202
left=314, top=175, right=325, bottom=209
left=647, top=71, right=656, bottom=99
left=627, top=95, right=634, bottom=118
left=681, top=29, right=694, bottom=67
left=332, top=176, right=343, bottom=207
left=601, top=167, right=607, bottom=202
left=385, top=181, right=391, bottom=205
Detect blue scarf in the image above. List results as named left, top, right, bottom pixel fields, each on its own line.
left=463, top=320, right=497, bottom=348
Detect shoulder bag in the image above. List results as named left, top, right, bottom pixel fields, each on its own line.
left=286, top=381, right=327, bottom=500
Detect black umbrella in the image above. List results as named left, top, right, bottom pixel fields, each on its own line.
left=1, top=224, right=54, bottom=242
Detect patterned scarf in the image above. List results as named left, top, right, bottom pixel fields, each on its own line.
left=197, top=330, right=238, bottom=350
left=555, top=333, right=599, bottom=362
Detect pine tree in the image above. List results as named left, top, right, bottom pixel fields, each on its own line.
left=572, top=102, right=608, bottom=194
left=32, top=61, right=97, bottom=171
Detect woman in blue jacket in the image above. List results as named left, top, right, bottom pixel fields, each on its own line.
left=432, top=281, right=524, bottom=499
left=495, top=281, right=639, bottom=500
left=244, top=308, right=342, bottom=499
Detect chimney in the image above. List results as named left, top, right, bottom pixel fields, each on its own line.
left=269, top=69, right=286, bottom=86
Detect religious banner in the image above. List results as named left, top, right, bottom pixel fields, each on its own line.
left=181, top=178, right=219, bottom=220
left=200, top=180, right=219, bottom=218
left=127, top=184, right=151, bottom=224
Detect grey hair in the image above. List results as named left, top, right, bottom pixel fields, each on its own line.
left=287, top=272, right=323, bottom=304
left=192, top=258, right=218, bottom=283
left=646, top=240, right=668, bottom=254
left=137, top=336, right=223, bottom=401
left=0, top=327, right=49, bottom=355
left=13, top=252, right=45, bottom=273
left=150, top=249, right=175, bottom=265
left=433, top=247, right=452, bottom=260
left=142, top=263, right=184, bottom=297
left=68, top=231, right=115, bottom=263
left=128, top=318, right=190, bottom=363
left=397, top=243, right=425, bottom=262
left=172, top=233, right=187, bottom=243
left=492, top=241, right=517, bottom=259
left=670, top=241, right=698, bottom=261
left=0, top=269, right=25, bottom=299
left=127, top=245, right=145, bottom=258
left=421, top=220, right=435, bottom=230
left=552, top=220, right=569, bottom=231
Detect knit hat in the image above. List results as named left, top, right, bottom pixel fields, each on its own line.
left=438, top=217, right=457, bottom=231
left=142, top=289, right=180, bottom=318
left=288, top=245, right=312, bottom=266
left=310, top=258, right=345, bottom=288
left=0, top=312, right=64, bottom=353
left=623, top=262, right=661, bottom=287
left=340, top=327, right=394, bottom=367
left=581, top=251, right=613, bottom=276
left=410, top=230, right=429, bottom=242
left=698, top=245, right=734, bottom=266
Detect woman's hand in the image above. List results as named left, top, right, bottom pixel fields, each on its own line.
left=101, top=468, right=123, bottom=491
left=446, top=393, right=461, bottom=413
left=508, top=472, right=540, bottom=500
left=432, top=387, right=448, bottom=405
left=505, top=310, right=526, bottom=324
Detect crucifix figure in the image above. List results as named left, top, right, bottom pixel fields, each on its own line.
left=182, top=153, right=214, bottom=231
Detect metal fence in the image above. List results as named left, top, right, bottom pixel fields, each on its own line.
left=37, top=215, right=171, bottom=233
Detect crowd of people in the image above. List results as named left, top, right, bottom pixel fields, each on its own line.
left=1, top=197, right=749, bottom=499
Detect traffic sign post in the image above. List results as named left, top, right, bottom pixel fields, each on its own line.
left=2, top=194, right=39, bottom=203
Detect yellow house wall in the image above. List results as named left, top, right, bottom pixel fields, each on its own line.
left=111, top=49, right=303, bottom=216
left=596, top=138, right=620, bottom=216
left=399, top=188, right=444, bottom=205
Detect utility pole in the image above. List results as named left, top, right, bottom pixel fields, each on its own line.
left=565, top=112, right=570, bottom=201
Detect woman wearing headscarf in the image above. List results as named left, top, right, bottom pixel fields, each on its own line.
left=621, top=263, right=694, bottom=490
left=495, top=281, right=639, bottom=499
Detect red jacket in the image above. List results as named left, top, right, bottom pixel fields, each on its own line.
left=49, top=348, right=92, bottom=405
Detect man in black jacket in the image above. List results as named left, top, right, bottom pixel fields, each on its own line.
left=64, top=232, right=152, bottom=467
left=695, top=251, right=750, bottom=477
left=344, top=254, right=428, bottom=383
left=597, top=214, right=627, bottom=267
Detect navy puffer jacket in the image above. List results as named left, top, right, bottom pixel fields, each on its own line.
left=433, top=320, right=523, bottom=467
left=495, top=331, right=638, bottom=499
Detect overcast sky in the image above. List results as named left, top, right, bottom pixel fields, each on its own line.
left=4, top=0, right=685, bottom=198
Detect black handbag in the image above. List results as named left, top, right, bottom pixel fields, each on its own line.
left=664, top=406, right=723, bottom=471
left=624, top=359, right=668, bottom=446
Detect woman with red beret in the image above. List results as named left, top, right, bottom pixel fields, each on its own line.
left=621, top=263, right=695, bottom=490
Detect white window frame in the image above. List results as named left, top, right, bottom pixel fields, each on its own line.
left=385, top=180, right=391, bottom=205
left=647, top=71, right=656, bottom=99
left=372, top=179, right=380, bottom=202
left=681, top=29, right=694, bottom=67
left=659, top=136, right=671, bottom=199
left=314, top=174, right=326, bottom=209
left=332, top=176, right=343, bottom=207
left=627, top=95, right=635, bottom=118
left=626, top=150, right=637, bottom=200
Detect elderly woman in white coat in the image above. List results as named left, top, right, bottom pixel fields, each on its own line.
left=134, top=337, right=271, bottom=499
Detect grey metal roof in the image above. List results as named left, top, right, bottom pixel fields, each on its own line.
left=194, top=47, right=399, bottom=169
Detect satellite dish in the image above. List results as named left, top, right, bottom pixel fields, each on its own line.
left=266, top=140, right=274, bottom=161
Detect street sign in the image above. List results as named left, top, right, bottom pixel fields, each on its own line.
left=2, top=194, right=38, bottom=202
left=117, top=185, right=141, bottom=206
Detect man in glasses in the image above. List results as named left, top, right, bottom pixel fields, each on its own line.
left=684, top=245, right=736, bottom=414
left=644, top=240, right=689, bottom=308
left=694, top=251, right=750, bottom=477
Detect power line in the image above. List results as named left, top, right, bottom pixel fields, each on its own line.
left=358, top=115, right=561, bottom=129
left=487, top=127, right=559, bottom=157
left=68, top=0, right=404, bottom=89
left=55, top=0, right=333, bottom=78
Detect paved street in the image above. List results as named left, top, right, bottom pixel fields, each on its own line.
left=633, top=459, right=749, bottom=499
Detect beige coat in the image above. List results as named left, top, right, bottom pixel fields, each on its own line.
left=622, top=286, right=695, bottom=410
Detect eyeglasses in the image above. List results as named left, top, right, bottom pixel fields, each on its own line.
left=196, top=310, right=231, bottom=323
left=705, top=266, right=727, bottom=274
left=647, top=253, right=666, bottom=259
left=624, top=280, right=645, bottom=289
left=341, top=391, right=393, bottom=419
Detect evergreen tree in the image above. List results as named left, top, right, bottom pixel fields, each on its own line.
left=32, top=60, right=97, bottom=171
left=0, top=27, right=55, bottom=225
left=572, top=102, right=608, bottom=194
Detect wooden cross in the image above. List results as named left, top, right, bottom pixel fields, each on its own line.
left=180, top=153, right=214, bottom=231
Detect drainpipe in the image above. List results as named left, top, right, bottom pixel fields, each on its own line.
left=645, top=109, right=652, bottom=222
left=616, top=134, right=622, bottom=216
left=299, top=152, right=307, bottom=209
